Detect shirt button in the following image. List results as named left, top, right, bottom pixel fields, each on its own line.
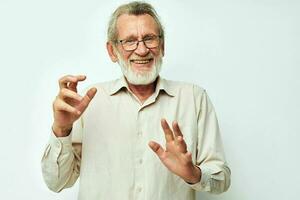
left=138, top=131, right=142, bottom=136
left=139, top=159, right=143, bottom=164
left=137, top=187, right=142, bottom=192
left=56, top=142, right=61, bottom=148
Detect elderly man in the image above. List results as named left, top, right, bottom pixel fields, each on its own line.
left=41, top=1, right=231, bottom=200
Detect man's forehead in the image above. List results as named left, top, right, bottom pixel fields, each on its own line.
left=116, top=14, right=159, bottom=38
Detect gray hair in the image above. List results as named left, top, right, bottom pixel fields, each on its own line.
left=107, top=1, right=165, bottom=45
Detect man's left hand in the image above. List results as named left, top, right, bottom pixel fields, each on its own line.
left=148, top=119, right=201, bottom=184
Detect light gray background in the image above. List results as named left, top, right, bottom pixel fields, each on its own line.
left=0, top=0, right=299, bottom=199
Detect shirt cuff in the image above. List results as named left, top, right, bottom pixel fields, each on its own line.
left=50, top=130, right=72, bottom=145
left=185, top=165, right=209, bottom=191
left=186, top=165, right=223, bottom=192
left=48, top=130, right=73, bottom=159
left=41, top=130, right=74, bottom=180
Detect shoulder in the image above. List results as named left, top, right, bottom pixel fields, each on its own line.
left=162, top=78, right=210, bottom=115
left=82, top=78, right=120, bottom=96
left=161, top=78, right=206, bottom=97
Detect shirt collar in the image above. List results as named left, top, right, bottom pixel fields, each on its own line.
left=109, top=76, right=128, bottom=95
left=109, top=76, right=175, bottom=97
left=155, top=76, right=175, bottom=97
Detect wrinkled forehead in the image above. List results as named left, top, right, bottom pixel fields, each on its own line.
left=116, top=14, right=159, bottom=39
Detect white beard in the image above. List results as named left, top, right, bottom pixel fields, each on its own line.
left=116, top=51, right=162, bottom=85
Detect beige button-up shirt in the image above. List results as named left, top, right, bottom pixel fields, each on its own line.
left=41, top=76, right=231, bottom=200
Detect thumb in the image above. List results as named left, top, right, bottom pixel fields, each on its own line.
left=86, top=87, right=97, bottom=100
left=148, top=141, right=165, bottom=157
left=77, top=87, right=97, bottom=112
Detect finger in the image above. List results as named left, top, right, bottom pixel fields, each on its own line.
left=172, top=121, right=183, bottom=137
left=148, top=141, right=165, bottom=157
left=161, top=118, right=174, bottom=142
left=59, top=88, right=82, bottom=102
left=86, top=87, right=97, bottom=99
left=54, top=98, right=81, bottom=115
left=177, top=136, right=188, bottom=153
left=77, top=87, right=97, bottom=111
left=68, top=82, right=78, bottom=92
left=59, top=75, right=77, bottom=89
left=59, top=75, right=86, bottom=89
left=67, top=75, right=86, bottom=91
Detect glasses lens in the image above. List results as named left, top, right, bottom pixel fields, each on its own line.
left=123, top=40, right=136, bottom=51
left=144, top=36, right=159, bottom=48
left=121, top=36, right=160, bottom=51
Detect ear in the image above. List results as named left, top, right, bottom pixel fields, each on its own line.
left=106, top=42, right=118, bottom=62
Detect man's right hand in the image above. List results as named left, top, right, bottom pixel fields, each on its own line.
left=52, top=75, right=97, bottom=137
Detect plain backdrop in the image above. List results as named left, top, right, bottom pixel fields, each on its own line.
left=0, top=0, right=299, bottom=199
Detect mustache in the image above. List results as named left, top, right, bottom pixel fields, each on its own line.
left=129, top=54, right=154, bottom=61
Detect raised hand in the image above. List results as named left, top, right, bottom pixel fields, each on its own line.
left=52, top=75, right=97, bottom=137
left=148, top=119, right=201, bottom=184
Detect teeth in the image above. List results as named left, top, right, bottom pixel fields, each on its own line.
left=132, top=59, right=151, bottom=64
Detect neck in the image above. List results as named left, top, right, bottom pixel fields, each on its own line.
left=126, top=78, right=157, bottom=103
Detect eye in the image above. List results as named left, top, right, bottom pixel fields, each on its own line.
left=143, top=36, right=155, bottom=42
left=126, top=39, right=135, bottom=43
left=123, top=39, right=136, bottom=46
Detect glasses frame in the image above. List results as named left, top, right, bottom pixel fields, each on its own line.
left=117, top=35, right=162, bottom=52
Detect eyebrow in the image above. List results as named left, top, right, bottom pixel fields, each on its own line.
left=122, top=33, right=158, bottom=40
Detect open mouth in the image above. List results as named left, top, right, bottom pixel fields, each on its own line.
left=130, top=58, right=153, bottom=64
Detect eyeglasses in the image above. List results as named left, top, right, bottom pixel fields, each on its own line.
left=117, top=35, right=161, bottom=51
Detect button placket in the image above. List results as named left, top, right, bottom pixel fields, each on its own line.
left=137, top=131, right=142, bottom=137
left=134, top=109, right=146, bottom=199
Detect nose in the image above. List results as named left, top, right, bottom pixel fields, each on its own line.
left=134, top=41, right=149, bottom=56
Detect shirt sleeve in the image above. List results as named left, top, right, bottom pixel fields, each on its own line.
left=187, top=85, right=231, bottom=194
left=41, top=119, right=83, bottom=192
